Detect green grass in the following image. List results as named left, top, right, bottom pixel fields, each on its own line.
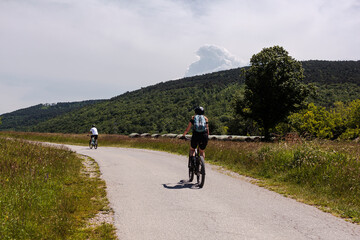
left=1, top=131, right=360, bottom=224
left=0, top=137, right=116, bottom=239
left=207, top=140, right=360, bottom=222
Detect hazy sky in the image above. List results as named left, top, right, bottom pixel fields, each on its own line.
left=1, top=0, right=359, bottom=114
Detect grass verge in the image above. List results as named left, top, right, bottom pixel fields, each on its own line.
left=0, top=137, right=116, bottom=239
left=1, top=131, right=360, bottom=224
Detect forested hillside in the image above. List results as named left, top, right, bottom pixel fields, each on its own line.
left=0, top=100, right=103, bottom=131
left=1, top=60, right=360, bottom=135
left=302, top=60, right=360, bottom=85
left=32, top=80, right=241, bottom=134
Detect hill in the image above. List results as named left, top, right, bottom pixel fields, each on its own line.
left=31, top=74, right=242, bottom=134
left=1, top=60, right=360, bottom=134
left=0, top=100, right=103, bottom=131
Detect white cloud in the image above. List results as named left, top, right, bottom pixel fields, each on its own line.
left=185, top=45, right=245, bottom=77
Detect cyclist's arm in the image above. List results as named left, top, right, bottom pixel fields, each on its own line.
left=205, top=116, right=209, bottom=135
left=183, top=121, right=192, bottom=137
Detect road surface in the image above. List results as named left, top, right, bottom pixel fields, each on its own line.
left=64, top=145, right=360, bottom=240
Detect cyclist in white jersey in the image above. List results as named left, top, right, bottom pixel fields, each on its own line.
left=89, top=124, right=98, bottom=141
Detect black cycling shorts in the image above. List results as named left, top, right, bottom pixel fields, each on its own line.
left=191, top=132, right=208, bottom=150
left=91, top=135, right=98, bottom=140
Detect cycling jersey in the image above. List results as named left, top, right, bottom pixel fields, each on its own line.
left=190, top=115, right=209, bottom=150
left=90, top=127, right=98, bottom=135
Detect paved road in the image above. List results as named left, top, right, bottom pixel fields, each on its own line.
left=65, top=145, right=360, bottom=240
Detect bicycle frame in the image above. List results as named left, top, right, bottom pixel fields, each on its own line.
left=89, top=136, right=98, bottom=149
left=188, top=145, right=205, bottom=188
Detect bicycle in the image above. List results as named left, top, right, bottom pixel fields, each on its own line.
left=89, top=136, right=98, bottom=149
left=185, top=139, right=206, bottom=188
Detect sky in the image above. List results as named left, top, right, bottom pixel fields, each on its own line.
left=0, top=0, right=359, bottom=114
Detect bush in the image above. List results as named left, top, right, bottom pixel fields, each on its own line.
left=286, top=100, right=360, bottom=140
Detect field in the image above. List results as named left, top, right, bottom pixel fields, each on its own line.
left=1, top=131, right=360, bottom=225
left=0, top=136, right=116, bottom=239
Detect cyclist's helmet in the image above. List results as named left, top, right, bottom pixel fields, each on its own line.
left=92, top=124, right=96, bottom=127
left=195, top=106, right=204, bottom=115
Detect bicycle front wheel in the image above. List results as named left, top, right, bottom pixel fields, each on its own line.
left=197, top=156, right=206, bottom=188
left=89, top=140, right=93, bottom=149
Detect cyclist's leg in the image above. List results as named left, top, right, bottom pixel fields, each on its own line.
left=189, top=135, right=199, bottom=170
left=189, top=147, right=195, bottom=156
left=190, top=134, right=198, bottom=157
left=199, top=149, right=205, bottom=158
left=199, top=133, right=208, bottom=158
left=187, top=147, right=195, bottom=169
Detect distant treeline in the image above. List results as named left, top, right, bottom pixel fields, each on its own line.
left=0, top=100, right=103, bottom=131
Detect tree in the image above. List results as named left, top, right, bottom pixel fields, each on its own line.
left=236, top=46, right=310, bottom=140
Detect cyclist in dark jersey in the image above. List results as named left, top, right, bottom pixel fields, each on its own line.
left=182, top=106, right=209, bottom=159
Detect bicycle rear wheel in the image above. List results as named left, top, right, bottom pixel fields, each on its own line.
left=94, top=140, right=98, bottom=149
left=197, top=156, right=206, bottom=188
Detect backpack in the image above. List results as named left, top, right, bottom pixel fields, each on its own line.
left=193, top=115, right=206, bottom=133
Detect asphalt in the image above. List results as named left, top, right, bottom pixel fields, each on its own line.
left=64, top=144, right=360, bottom=240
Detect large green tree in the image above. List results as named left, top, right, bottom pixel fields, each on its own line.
left=236, top=46, right=310, bottom=140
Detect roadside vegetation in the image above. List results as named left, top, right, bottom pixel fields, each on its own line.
left=1, top=131, right=359, bottom=224
left=0, top=137, right=116, bottom=239
left=282, top=100, right=360, bottom=140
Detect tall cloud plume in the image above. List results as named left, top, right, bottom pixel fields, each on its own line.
left=185, top=45, right=244, bottom=77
